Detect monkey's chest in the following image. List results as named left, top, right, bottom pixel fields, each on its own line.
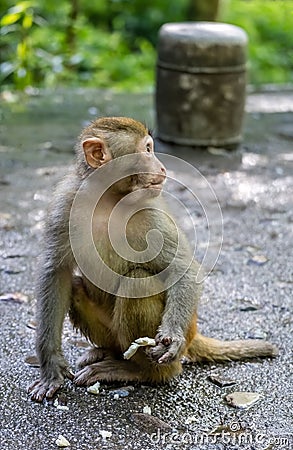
left=91, top=217, right=160, bottom=274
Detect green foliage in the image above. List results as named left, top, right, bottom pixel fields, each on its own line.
left=221, top=0, right=293, bottom=84
left=1, top=0, right=188, bottom=90
left=1, top=0, right=293, bottom=91
left=1, top=1, right=40, bottom=88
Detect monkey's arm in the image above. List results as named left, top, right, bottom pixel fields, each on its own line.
left=150, top=230, right=202, bottom=364
left=28, top=174, right=78, bottom=402
left=29, top=261, right=74, bottom=401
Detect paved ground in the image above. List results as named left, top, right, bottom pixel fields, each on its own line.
left=0, top=88, right=292, bottom=449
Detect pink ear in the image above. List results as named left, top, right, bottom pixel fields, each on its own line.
left=82, top=138, right=111, bottom=168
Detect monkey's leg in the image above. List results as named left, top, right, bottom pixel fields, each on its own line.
left=73, top=290, right=165, bottom=385
left=76, top=347, right=106, bottom=369
left=74, top=356, right=143, bottom=385
left=71, top=274, right=146, bottom=385
left=76, top=344, right=118, bottom=369
left=73, top=270, right=192, bottom=385
left=70, top=276, right=120, bottom=369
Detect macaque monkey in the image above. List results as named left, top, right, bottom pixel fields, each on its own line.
left=28, top=117, right=277, bottom=402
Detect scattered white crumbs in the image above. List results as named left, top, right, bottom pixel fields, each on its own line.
left=55, top=434, right=70, bottom=447
left=87, top=381, right=101, bottom=395
left=143, top=405, right=152, bottom=415
left=99, top=430, right=112, bottom=440
left=53, top=399, right=69, bottom=411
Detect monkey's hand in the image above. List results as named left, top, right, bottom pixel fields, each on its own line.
left=28, top=356, right=73, bottom=402
left=149, top=328, right=185, bottom=364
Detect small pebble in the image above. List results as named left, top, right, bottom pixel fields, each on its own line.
left=245, top=330, right=268, bottom=340
left=26, top=319, right=37, bottom=330
left=208, top=374, right=237, bottom=388
left=239, top=304, right=260, bottom=312
left=110, top=388, right=130, bottom=398
left=247, top=255, right=268, bottom=266
left=225, top=391, right=261, bottom=409
left=0, top=292, right=28, bottom=304
left=237, top=298, right=260, bottom=311
left=130, top=413, right=172, bottom=434
left=24, top=355, right=40, bottom=368
left=3, top=268, right=25, bottom=275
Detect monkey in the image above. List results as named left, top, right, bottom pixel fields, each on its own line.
left=28, top=117, right=278, bottom=402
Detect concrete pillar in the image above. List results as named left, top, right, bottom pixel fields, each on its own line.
left=156, top=22, right=248, bottom=148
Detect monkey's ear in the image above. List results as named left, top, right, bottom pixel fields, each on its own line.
left=82, top=138, right=112, bottom=168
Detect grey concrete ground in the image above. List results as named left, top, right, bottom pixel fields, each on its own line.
left=0, top=89, right=292, bottom=449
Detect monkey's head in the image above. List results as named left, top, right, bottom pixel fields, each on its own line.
left=77, top=117, right=166, bottom=197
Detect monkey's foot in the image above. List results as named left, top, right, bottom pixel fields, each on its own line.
left=77, top=347, right=113, bottom=369
left=28, top=378, right=64, bottom=402
left=28, top=367, right=73, bottom=402
left=74, top=358, right=142, bottom=386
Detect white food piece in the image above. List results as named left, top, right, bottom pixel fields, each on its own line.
left=123, top=342, right=140, bottom=360
left=113, top=393, right=119, bottom=400
left=135, top=337, right=156, bottom=346
left=123, top=337, right=156, bottom=360
left=87, top=381, right=101, bottom=395
left=143, top=405, right=152, bottom=415
left=185, top=415, right=197, bottom=425
left=53, top=399, right=69, bottom=411
left=56, top=435, right=70, bottom=447
left=56, top=405, right=69, bottom=411
left=99, top=430, right=112, bottom=440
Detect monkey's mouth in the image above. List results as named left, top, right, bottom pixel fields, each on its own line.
left=145, top=181, right=164, bottom=191
left=131, top=179, right=165, bottom=194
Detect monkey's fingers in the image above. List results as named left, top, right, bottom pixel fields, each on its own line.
left=158, top=351, right=175, bottom=364
left=28, top=379, right=63, bottom=402
left=74, top=366, right=101, bottom=386
left=150, top=334, right=185, bottom=364
left=154, top=330, right=172, bottom=347
left=64, top=368, right=74, bottom=380
left=149, top=343, right=173, bottom=363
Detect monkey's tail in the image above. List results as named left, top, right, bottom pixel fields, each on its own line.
left=185, top=333, right=278, bottom=363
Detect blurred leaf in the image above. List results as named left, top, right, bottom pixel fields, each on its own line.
left=17, top=41, right=27, bottom=60
left=22, top=11, right=33, bottom=29
left=8, top=1, right=34, bottom=14
left=0, top=12, right=21, bottom=26
left=0, top=61, right=16, bottom=79
left=0, top=24, right=18, bottom=35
